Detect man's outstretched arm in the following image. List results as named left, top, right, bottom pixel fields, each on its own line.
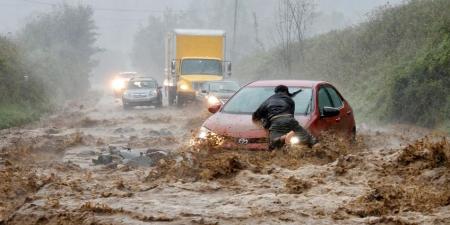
left=252, top=100, right=268, bottom=122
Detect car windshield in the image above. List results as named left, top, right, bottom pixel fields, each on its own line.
left=222, top=87, right=312, bottom=115
left=118, top=73, right=136, bottom=79
left=209, top=82, right=239, bottom=93
left=181, top=59, right=222, bottom=75
left=127, top=81, right=156, bottom=89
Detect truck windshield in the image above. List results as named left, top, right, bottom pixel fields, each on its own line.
left=181, top=59, right=222, bottom=75
left=222, top=87, right=312, bottom=115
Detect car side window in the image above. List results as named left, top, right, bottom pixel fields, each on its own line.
left=318, top=87, right=333, bottom=115
left=325, top=87, right=344, bottom=108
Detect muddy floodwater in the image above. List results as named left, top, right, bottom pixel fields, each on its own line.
left=0, top=93, right=449, bottom=225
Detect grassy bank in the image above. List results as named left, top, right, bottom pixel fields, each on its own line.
left=236, top=0, right=450, bottom=131
left=0, top=104, right=45, bottom=129
left=0, top=4, right=98, bottom=130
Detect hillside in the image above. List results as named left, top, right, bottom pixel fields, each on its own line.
left=0, top=5, right=98, bottom=129
left=236, top=0, right=450, bottom=131
left=0, top=37, right=49, bottom=128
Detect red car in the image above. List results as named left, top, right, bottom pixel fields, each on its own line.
left=198, top=80, right=355, bottom=150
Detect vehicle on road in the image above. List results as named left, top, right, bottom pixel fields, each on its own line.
left=122, top=77, right=163, bottom=109
left=111, top=72, right=138, bottom=98
left=197, top=80, right=356, bottom=150
left=198, top=80, right=240, bottom=107
left=164, top=29, right=232, bottom=107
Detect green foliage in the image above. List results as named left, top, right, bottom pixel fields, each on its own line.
left=0, top=104, right=42, bottom=129
left=0, top=37, right=50, bottom=128
left=237, top=0, right=450, bottom=130
left=0, top=37, right=24, bottom=102
left=0, top=4, right=98, bottom=129
left=132, top=10, right=180, bottom=74
left=0, top=37, right=49, bottom=104
left=387, top=31, right=450, bottom=127
left=18, top=4, right=99, bottom=99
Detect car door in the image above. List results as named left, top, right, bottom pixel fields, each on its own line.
left=325, top=86, right=354, bottom=135
left=313, top=85, right=341, bottom=135
left=325, top=86, right=350, bottom=132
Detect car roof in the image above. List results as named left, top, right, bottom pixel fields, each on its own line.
left=118, top=72, right=137, bottom=75
left=130, top=77, right=157, bottom=81
left=117, top=73, right=136, bottom=78
left=247, top=80, right=325, bottom=88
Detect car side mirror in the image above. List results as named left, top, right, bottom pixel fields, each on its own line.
left=322, top=106, right=340, bottom=117
left=171, top=60, right=176, bottom=74
left=226, top=62, right=232, bottom=77
left=201, top=89, right=208, bottom=94
left=208, top=103, right=222, bottom=114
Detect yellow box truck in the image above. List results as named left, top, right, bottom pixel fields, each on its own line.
left=164, top=29, right=231, bottom=106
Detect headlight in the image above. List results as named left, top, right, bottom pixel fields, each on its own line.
left=123, top=91, right=131, bottom=98
left=193, top=126, right=225, bottom=147
left=290, top=136, right=300, bottom=145
left=180, top=84, right=189, bottom=91
left=198, top=126, right=211, bottom=139
left=112, top=79, right=126, bottom=90
left=207, top=95, right=220, bottom=106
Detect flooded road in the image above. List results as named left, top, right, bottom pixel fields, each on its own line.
left=0, top=92, right=449, bottom=225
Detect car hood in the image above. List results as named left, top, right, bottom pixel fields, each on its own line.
left=203, top=113, right=309, bottom=139
left=125, top=89, right=153, bottom=95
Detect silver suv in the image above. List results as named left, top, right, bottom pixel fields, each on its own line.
left=122, top=77, right=163, bottom=109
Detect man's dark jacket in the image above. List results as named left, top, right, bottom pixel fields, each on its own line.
left=252, top=93, right=294, bottom=126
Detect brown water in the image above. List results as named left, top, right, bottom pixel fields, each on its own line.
left=0, top=93, right=448, bottom=225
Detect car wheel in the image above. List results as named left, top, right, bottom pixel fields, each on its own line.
left=155, top=99, right=163, bottom=108
left=123, top=101, right=131, bottom=110
left=168, top=87, right=176, bottom=106
left=350, top=127, right=356, bottom=144
left=176, top=95, right=184, bottom=107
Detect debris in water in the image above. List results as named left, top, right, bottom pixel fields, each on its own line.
left=92, top=154, right=114, bottom=165
left=285, top=176, right=312, bottom=194
left=92, top=146, right=168, bottom=167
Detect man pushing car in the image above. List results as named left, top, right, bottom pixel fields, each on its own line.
left=252, top=85, right=317, bottom=150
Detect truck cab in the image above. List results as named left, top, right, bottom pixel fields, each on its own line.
left=165, top=29, right=231, bottom=106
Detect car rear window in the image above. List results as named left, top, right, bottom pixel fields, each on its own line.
left=222, top=87, right=312, bottom=115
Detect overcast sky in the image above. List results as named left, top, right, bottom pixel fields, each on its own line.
left=0, top=0, right=404, bottom=76
left=1, top=0, right=403, bottom=50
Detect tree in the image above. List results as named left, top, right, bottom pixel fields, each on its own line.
left=252, top=12, right=265, bottom=51
left=18, top=4, right=99, bottom=99
left=0, top=37, right=46, bottom=105
left=276, top=0, right=315, bottom=75
left=131, top=0, right=261, bottom=74
left=131, top=9, right=181, bottom=78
